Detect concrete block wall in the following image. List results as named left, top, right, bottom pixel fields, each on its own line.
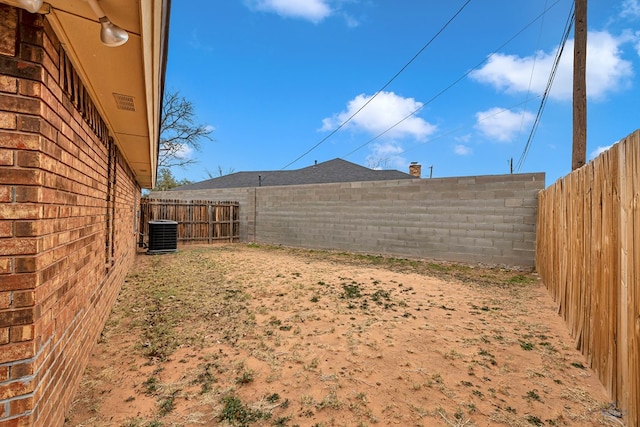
left=0, top=8, right=139, bottom=426
left=154, top=172, right=544, bottom=267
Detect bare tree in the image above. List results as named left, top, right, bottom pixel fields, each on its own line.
left=159, top=90, right=213, bottom=169
left=366, top=156, right=391, bottom=170
left=205, top=165, right=236, bottom=178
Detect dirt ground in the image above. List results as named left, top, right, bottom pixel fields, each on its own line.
left=64, top=244, right=622, bottom=427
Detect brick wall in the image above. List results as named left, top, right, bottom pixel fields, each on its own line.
left=0, top=7, right=140, bottom=426
left=153, top=173, right=544, bottom=267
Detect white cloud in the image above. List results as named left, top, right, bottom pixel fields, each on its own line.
left=247, top=0, right=332, bottom=23
left=321, top=91, right=437, bottom=140
left=475, top=107, right=534, bottom=143
left=455, top=133, right=472, bottom=143
left=343, top=13, right=360, bottom=28
left=621, top=0, right=640, bottom=18
left=454, top=144, right=472, bottom=155
left=174, top=144, right=193, bottom=160
left=470, top=31, right=634, bottom=101
left=189, top=29, right=213, bottom=52
left=589, top=143, right=616, bottom=159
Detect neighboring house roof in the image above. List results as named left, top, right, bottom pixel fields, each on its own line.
left=171, top=158, right=416, bottom=191
left=7, top=0, right=170, bottom=188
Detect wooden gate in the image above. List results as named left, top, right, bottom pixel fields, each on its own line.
left=139, top=199, right=240, bottom=246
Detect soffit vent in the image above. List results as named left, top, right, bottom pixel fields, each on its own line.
left=113, top=93, right=136, bottom=111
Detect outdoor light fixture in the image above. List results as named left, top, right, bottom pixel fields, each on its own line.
left=87, top=0, right=129, bottom=47
left=17, top=0, right=43, bottom=13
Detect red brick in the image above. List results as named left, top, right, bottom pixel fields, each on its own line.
left=15, top=151, right=40, bottom=169
left=0, top=414, right=33, bottom=427
left=0, top=223, right=12, bottom=239
left=0, top=308, right=34, bottom=328
left=13, top=221, right=39, bottom=237
left=10, top=396, right=34, bottom=417
left=0, top=273, right=37, bottom=291
left=10, top=361, right=33, bottom=379
left=0, top=4, right=17, bottom=57
left=0, top=327, right=8, bottom=344
left=0, top=131, right=41, bottom=150
left=0, top=340, right=35, bottom=365
left=0, top=76, right=18, bottom=94
left=11, top=324, right=34, bottom=342
left=0, top=94, right=40, bottom=115
left=14, top=257, right=35, bottom=274
left=0, top=259, right=11, bottom=274
left=0, top=204, right=41, bottom=220
left=18, top=80, right=41, bottom=98
left=0, top=112, right=17, bottom=130
left=0, top=186, right=11, bottom=202
left=14, top=187, right=39, bottom=203
left=0, top=169, right=42, bottom=185
left=12, top=291, right=34, bottom=308
left=0, top=292, right=10, bottom=308
left=0, top=238, right=37, bottom=256
left=0, top=148, right=13, bottom=165
left=0, top=378, right=35, bottom=401
left=0, top=365, right=8, bottom=381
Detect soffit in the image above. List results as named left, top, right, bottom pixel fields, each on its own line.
left=3, top=0, right=165, bottom=188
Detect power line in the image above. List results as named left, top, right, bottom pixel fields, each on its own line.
left=515, top=2, right=574, bottom=173
left=280, top=0, right=473, bottom=170
left=342, top=0, right=565, bottom=160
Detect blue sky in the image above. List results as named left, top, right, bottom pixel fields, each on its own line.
left=164, top=0, right=640, bottom=186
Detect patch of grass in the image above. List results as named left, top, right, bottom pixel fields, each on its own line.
left=524, top=415, right=544, bottom=426
left=341, top=283, right=362, bottom=299
left=507, top=274, right=536, bottom=284
left=158, top=391, right=178, bottom=416
left=236, top=369, right=255, bottom=385
left=193, top=363, right=216, bottom=394
left=272, top=416, right=291, bottom=426
left=218, top=395, right=269, bottom=426
left=143, top=376, right=159, bottom=395
left=519, top=340, right=535, bottom=351
left=316, top=390, right=343, bottom=410
left=266, top=393, right=281, bottom=403
left=525, top=389, right=541, bottom=401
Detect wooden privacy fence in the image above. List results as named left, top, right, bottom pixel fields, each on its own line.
left=139, top=199, right=240, bottom=245
left=536, top=129, right=639, bottom=426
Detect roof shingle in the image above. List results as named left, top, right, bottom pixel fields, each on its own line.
left=170, top=158, right=415, bottom=191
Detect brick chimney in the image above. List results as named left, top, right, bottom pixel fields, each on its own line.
left=409, top=162, right=421, bottom=178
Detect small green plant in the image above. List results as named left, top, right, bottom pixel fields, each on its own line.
left=266, top=393, right=281, bottom=403
left=158, top=391, right=177, bottom=416
left=218, top=395, right=268, bottom=426
left=525, top=415, right=544, bottom=426
left=310, top=295, right=320, bottom=303
left=273, top=416, right=291, bottom=426
left=143, top=376, right=159, bottom=395
left=193, top=363, right=216, bottom=394
left=525, top=389, right=541, bottom=401
left=236, top=369, right=255, bottom=385
left=571, top=361, right=586, bottom=369
left=341, top=283, right=362, bottom=299
left=520, top=340, right=535, bottom=351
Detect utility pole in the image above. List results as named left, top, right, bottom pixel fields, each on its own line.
left=572, top=0, right=587, bottom=170
left=428, top=165, right=433, bottom=179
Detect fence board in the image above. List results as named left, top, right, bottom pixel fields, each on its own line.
left=139, top=199, right=240, bottom=245
left=536, top=129, right=640, bottom=426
